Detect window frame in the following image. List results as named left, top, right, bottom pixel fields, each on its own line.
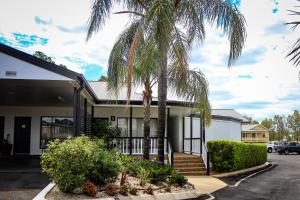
left=116, top=117, right=158, bottom=137
left=40, top=116, right=73, bottom=149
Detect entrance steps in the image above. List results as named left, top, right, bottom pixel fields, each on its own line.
left=173, top=152, right=207, bottom=176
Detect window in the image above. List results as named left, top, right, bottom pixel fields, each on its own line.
left=252, top=133, right=256, bottom=138
left=40, top=117, right=73, bottom=149
left=117, top=118, right=158, bottom=137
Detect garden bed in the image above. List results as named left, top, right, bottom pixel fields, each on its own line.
left=41, top=136, right=194, bottom=200
left=46, top=175, right=195, bottom=200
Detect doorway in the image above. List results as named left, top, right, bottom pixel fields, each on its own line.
left=14, top=117, right=31, bottom=154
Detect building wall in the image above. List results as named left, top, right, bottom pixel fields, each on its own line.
left=0, top=52, right=71, bottom=81
left=205, top=119, right=242, bottom=142
left=0, top=106, right=73, bottom=155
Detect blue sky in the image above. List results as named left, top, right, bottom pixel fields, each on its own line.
left=0, top=0, right=299, bottom=121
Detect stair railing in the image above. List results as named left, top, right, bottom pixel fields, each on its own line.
left=167, top=141, right=174, bottom=166
left=201, top=142, right=210, bottom=175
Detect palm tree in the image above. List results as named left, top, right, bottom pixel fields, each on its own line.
left=87, top=0, right=246, bottom=164
left=106, top=23, right=210, bottom=159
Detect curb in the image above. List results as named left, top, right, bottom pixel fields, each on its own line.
left=32, top=182, right=55, bottom=200
left=32, top=183, right=199, bottom=200
left=212, top=162, right=272, bottom=178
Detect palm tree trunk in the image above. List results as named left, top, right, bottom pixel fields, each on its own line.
left=157, top=47, right=168, bottom=165
left=143, top=85, right=152, bottom=159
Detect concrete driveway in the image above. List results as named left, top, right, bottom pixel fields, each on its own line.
left=0, top=157, right=49, bottom=200
left=210, top=153, right=300, bottom=200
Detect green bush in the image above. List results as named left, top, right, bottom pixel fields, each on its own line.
left=127, top=158, right=158, bottom=176
left=168, top=170, right=187, bottom=186
left=92, top=120, right=120, bottom=147
left=148, top=165, right=172, bottom=184
left=207, top=140, right=267, bottom=172
left=41, top=136, right=120, bottom=192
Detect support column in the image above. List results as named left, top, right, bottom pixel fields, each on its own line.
left=73, top=88, right=77, bottom=136
left=203, top=116, right=206, bottom=142
left=76, top=91, right=81, bottom=136
left=91, top=105, right=94, bottom=133
left=129, top=107, right=133, bottom=155
left=84, top=98, right=87, bottom=134
left=182, top=117, right=185, bottom=152
left=200, top=113, right=203, bottom=154
left=166, top=108, right=170, bottom=153
left=190, top=115, right=193, bottom=154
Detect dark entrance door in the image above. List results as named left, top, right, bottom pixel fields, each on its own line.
left=14, top=117, right=31, bottom=154
left=0, top=117, right=4, bottom=150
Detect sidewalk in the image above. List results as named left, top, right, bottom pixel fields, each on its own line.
left=187, top=176, right=227, bottom=194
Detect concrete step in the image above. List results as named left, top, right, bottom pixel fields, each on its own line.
left=180, top=171, right=207, bottom=176
left=173, top=160, right=204, bottom=165
left=173, top=163, right=206, bottom=168
left=176, top=167, right=206, bottom=172
left=173, top=157, right=202, bottom=161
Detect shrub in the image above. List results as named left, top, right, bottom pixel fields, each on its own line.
left=83, top=181, right=97, bottom=197
left=119, top=185, right=128, bottom=196
left=88, top=148, right=120, bottom=184
left=164, top=186, right=171, bottom=193
left=168, top=170, right=187, bottom=186
left=41, top=136, right=121, bottom=192
left=144, top=186, right=153, bottom=195
left=105, top=183, right=118, bottom=196
left=207, top=140, right=267, bottom=172
left=129, top=187, right=138, bottom=195
left=92, top=120, right=120, bottom=147
left=148, top=165, right=172, bottom=184
left=127, top=158, right=157, bottom=176
left=137, top=167, right=150, bottom=186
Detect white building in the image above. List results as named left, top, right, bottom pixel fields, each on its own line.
left=0, top=43, right=246, bottom=168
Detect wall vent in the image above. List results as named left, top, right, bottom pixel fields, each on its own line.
left=5, top=71, right=17, bottom=77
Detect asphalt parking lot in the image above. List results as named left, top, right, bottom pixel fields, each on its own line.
left=0, top=157, right=49, bottom=200
left=211, top=153, right=300, bottom=200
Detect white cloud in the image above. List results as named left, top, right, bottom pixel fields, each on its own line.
left=0, top=0, right=300, bottom=120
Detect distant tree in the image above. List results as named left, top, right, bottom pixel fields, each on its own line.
left=261, top=118, right=277, bottom=141
left=261, top=118, right=273, bottom=129
left=33, top=51, right=67, bottom=68
left=271, top=115, right=289, bottom=141
left=33, top=51, right=55, bottom=64
left=287, top=110, right=300, bottom=141
left=59, top=64, right=67, bottom=69
left=99, top=75, right=108, bottom=81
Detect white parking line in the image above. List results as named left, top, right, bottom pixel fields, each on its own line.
left=205, top=163, right=274, bottom=200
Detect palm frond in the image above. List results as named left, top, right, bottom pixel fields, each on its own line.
left=287, top=38, right=300, bottom=66
left=127, top=25, right=142, bottom=99
left=86, top=0, right=113, bottom=41
left=107, top=21, right=141, bottom=95
left=286, top=7, right=300, bottom=66
left=178, top=0, right=246, bottom=66
left=168, top=68, right=211, bottom=125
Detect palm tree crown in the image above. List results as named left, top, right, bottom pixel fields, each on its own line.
left=87, top=0, right=247, bottom=163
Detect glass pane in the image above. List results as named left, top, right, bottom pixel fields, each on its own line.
left=132, top=118, right=143, bottom=137
left=41, top=117, right=53, bottom=149
left=53, top=117, right=73, bottom=139
left=117, top=118, right=129, bottom=137
left=150, top=119, right=158, bottom=137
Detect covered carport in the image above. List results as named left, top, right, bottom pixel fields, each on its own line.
left=0, top=43, right=96, bottom=156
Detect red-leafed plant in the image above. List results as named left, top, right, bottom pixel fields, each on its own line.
left=83, top=180, right=97, bottom=197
